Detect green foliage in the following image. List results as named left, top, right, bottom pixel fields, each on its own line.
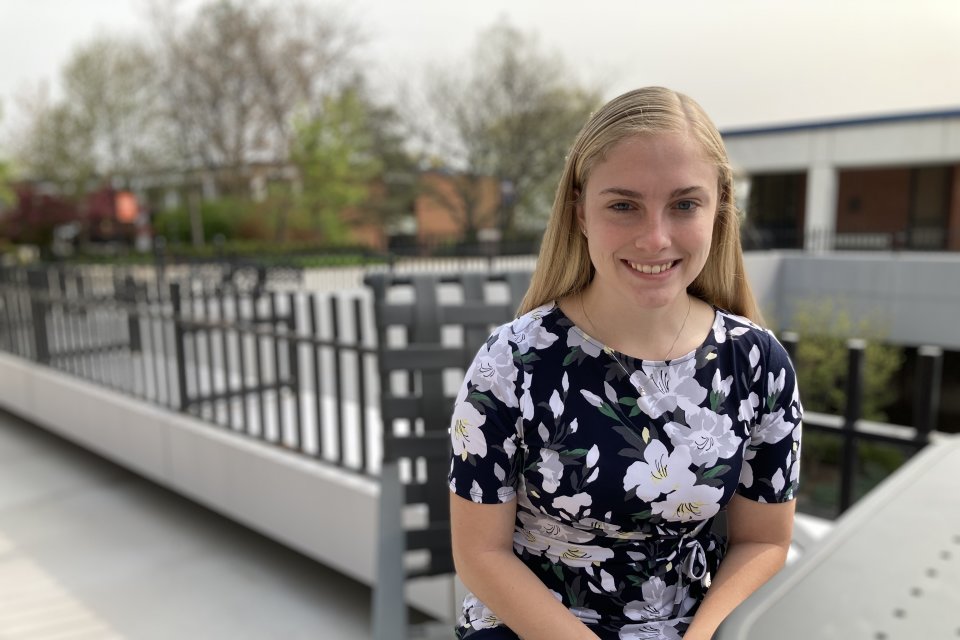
left=289, top=86, right=383, bottom=244
left=786, top=298, right=907, bottom=517
left=788, top=298, right=904, bottom=421
left=152, top=196, right=258, bottom=244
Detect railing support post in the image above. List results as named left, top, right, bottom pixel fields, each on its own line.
left=913, top=345, right=943, bottom=446
left=26, top=269, right=51, bottom=365
left=170, top=282, right=189, bottom=412
left=839, top=338, right=866, bottom=514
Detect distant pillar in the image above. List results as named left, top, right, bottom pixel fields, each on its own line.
left=947, top=164, right=960, bottom=251
left=804, top=164, right=838, bottom=252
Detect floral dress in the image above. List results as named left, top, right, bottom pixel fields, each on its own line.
left=447, top=302, right=802, bottom=640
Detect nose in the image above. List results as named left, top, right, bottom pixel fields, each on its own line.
left=634, top=213, right=671, bottom=253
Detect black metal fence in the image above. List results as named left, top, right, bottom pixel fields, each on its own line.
left=778, top=334, right=944, bottom=517
left=0, top=264, right=380, bottom=477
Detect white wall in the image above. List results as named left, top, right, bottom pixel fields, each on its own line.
left=0, top=351, right=457, bottom=622
left=725, top=116, right=960, bottom=172
left=746, top=251, right=960, bottom=349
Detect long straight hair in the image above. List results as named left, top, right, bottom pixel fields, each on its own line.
left=518, top=87, right=762, bottom=324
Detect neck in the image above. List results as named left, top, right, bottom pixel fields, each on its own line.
left=578, top=285, right=695, bottom=360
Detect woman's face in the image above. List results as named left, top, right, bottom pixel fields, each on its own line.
left=577, top=131, right=719, bottom=312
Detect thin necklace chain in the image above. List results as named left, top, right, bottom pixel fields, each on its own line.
left=578, top=292, right=692, bottom=367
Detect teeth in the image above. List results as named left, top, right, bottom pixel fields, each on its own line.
left=629, top=260, right=676, bottom=274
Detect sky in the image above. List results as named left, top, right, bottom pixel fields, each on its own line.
left=1, top=0, right=959, bottom=136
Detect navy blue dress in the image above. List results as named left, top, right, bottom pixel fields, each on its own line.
left=448, top=302, right=802, bottom=639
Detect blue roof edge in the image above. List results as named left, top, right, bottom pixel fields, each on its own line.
left=721, top=107, right=960, bottom=138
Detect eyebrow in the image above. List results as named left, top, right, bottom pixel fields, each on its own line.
left=597, top=186, right=706, bottom=199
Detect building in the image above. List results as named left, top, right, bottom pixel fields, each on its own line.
left=724, top=109, right=960, bottom=251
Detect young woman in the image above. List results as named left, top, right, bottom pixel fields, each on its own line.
left=448, top=86, right=802, bottom=639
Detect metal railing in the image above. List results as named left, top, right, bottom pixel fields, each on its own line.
left=779, top=334, right=944, bottom=516
left=0, top=264, right=380, bottom=477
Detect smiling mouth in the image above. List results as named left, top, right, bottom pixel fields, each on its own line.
left=625, top=259, right=679, bottom=275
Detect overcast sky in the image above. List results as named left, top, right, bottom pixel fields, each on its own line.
left=1, top=0, right=959, bottom=135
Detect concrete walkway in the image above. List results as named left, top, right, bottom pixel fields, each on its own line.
left=0, top=409, right=376, bottom=640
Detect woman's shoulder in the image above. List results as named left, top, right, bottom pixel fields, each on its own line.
left=712, top=308, right=791, bottom=362
left=483, top=301, right=565, bottom=351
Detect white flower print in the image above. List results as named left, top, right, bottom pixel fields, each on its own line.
left=664, top=407, right=739, bottom=467
left=538, top=449, right=564, bottom=493
left=754, top=408, right=795, bottom=445
left=631, top=359, right=708, bottom=419
left=469, top=480, right=484, bottom=503
left=600, top=569, right=617, bottom=592
left=578, top=517, right=622, bottom=536
left=771, top=468, right=785, bottom=495
left=712, top=313, right=729, bottom=344
left=508, top=313, right=559, bottom=354
left=516, top=510, right=596, bottom=545
left=520, top=370, right=535, bottom=421
left=581, top=389, right=603, bottom=407
left=568, top=325, right=603, bottom=357
left=460, top=593, right=501, bottom=630
left=604, top=381, right=619, bottom=405
left=586, top=444, right=600, bottom=468
left=623, top=576, right=678, bottom=621
left=651, top=481, right=723, bottom=522
left=740, top=442, right=757, bottom=489
left=570, top=606, right=601, bottom=625
left=544, top=541, right=615, bottom=568
left=469, top=335, right=519, bottom=408
left=623, top=441, right=696, bottom=502
left=549, top=389, right=564, bottom=419
left=738, top=392, right=760, bottom=424
left=619, top=621, right=684, bottom=640
left=552, top=492, right=592, bottom=518
left=711, top=370, right=733, bottom=398
left=768, top=367, right=787, bottom=399
left=502, top=434, right=517, bottom=459
left=451, top=402, right=488, bottom=460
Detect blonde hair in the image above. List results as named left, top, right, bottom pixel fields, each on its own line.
left=518, top=86, right=762, bottom=324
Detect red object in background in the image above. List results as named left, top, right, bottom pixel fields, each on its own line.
left=115, top=191, right=138, bottom=223
left=3, top=183, right=140, bottom=245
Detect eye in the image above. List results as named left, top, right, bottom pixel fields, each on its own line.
left=610, top=201, right=633, bottom=212
left=675, top=200, right=699, bottom=212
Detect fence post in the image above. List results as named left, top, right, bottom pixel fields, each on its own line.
left=913, top=345, right=943, bottom=445
left=123, top=275, right=142, bottom=353
left=779, top=331, right=799, bottom=368
left=839, top=338, right=866, bottom=514
left=170, top=282, right=189, bottom=412
left=26, top=269, right=51, bottom=365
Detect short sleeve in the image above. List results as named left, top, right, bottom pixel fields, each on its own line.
left=447, top=329, right=524, bottom=504
left=737, top=331, right=802, bottom=503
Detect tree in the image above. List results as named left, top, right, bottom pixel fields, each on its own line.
left=788, top=299, right=904, bottom=422
left=11, top=36, right=163, bottom=191
left=416, top=21, right=601, bottom=240
left=152, top=0, right=362, bottom=195
left=60, top=36, right=165, bottom=183
left=290, top=85, right=382, bottom=244
left=0, top=102, right=14, bottom=211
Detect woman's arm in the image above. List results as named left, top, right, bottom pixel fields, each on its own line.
left=450, top=493, right=599, bottom=640
left=682, top=494, right=795, bottom=640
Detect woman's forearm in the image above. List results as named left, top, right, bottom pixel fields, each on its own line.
left=455, top=549, right=599, bottom=640
left=682, top=541, right=789, bottom=640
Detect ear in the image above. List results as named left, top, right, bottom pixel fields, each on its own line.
left=574, top=189, right=586, bottom=235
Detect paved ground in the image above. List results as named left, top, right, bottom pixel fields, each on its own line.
left=0, top=409, right=377, bottom=640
